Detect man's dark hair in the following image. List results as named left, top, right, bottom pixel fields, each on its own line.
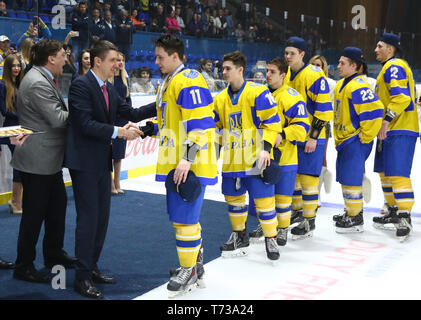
left=200, top=58, right=212, bottom=68
left=30, top=39, right=63, bottom=66
left=89, top=40, right=118, bottom=68
left=223, top=51, right=247, bottom=70
left=268, top=57, right=289, bottom=74
left=153, top=35, right=184, bottom=60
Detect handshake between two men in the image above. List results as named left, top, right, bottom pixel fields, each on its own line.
left=117, top=122, right=146, bottom=141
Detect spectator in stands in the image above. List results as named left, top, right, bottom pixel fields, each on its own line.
left=17, top=17, right=52, bottom=48
left=246, top=25, right=257, bottom=42
left=151, top=3, right=166, bottom=33
left=62, top=44, right=77, bottom=79
left=0, top=35, right=10, bottom=63
left=18, top=37, right=35, bottom=72
left=110, top=52, right=131, bottom=195
left=71, top=1, right=90, bottom=60
left=131, top=66, right=156, bottom=94
left=174, top=5, right=185, bottom=34
left=76, top=49, right=90, bottom=76
left=0, top=1, right=9, bottom=17
left=138, top=0, right=149, bottom=13
left=138, top=8, right=150, bottom=27
left=0, top=54, right=24, bottom=215
left=235, top=2, right=250, bottom=29
left=116, top=9, right=135, bottom=59
left=166, top=0, right=177, bottom=15
left=166, top=9, right=181, bottom=35
left=182, top=1, right=193, bottom=26
left=253, top=71, right=265, bottom=83
left=199, top=58, right=216, bottom=91
left=215, top=8, right=227, bottom=38
left=131, top=9, right=145, bottom=31
left=204, top=16, right=217, bottom=38
left=224, top=8, right=234, bottom=38
left=234, top=23, right=245, bottom=42
left=89, top=8, right=105, bottom=44
left=103, top=9, right=117, bottom=43
left=187, top=13, right=203, bottom=38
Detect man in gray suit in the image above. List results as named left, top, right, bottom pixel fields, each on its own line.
left=11, top=39, right=77, bottom=283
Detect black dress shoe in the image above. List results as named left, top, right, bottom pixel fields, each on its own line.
left=13, top=266, right=50, bottom=283
left=74, top=279, right=104, bottom=299
left=45, top=252, right=78, bottom=269
left=0, top=258, right=15, bottom=270
left=92, top=269, right=117, bottom=284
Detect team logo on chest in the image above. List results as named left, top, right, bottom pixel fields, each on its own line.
left=229, top=112, right=242, bottom=137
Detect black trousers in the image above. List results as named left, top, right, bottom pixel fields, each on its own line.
left=70, top=169, right=111, bottom=281
left=16, top=171, right=67, bottom=269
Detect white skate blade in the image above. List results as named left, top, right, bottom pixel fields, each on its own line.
left=291, top=231, right=314, bottom=241
left=397, top=235, right=411, bottom=243
left=221, top=247, right=249, bottom=258
left=288, top=221, right=301, bottom=230
left=373, top=223, right=396, bottom=231
left=249, top=236, right=265, bottom=244
left=335, top=225, right=364, bottom=234
left=197, top=277, right=206, bottom=289
left=267, top=258, right=279, bottom=267
left=168, top=282, right=198, bottom=298
left=362, top=175, right=372, bottom=203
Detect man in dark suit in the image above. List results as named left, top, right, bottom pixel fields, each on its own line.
left=11, top=39, right=77, bottom=283
left=65, top=40, right=156, bottom=299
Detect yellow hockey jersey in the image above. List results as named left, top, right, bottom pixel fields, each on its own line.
left=376, top=58, right=419, bottom=137
left=284, top=64, right=333, bottom=143
left=154, top=68, right=218, bottom=185
left=213, top=81, right=283, bottom=177
left=334, top=74, right=384, bottom=150
left=271, top=85, right=310, bottom=171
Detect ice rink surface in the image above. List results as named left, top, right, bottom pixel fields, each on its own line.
left=120, top=139, right=421, bottom=300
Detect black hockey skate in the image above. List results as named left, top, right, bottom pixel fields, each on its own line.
left=335, top=211, right=364, bottom=233
left=291, top=217, right=315, bottom=240
left=276, top=227, right=288, bottom=246
left=249, top=224, right=264, bottom=243
left=265, top=237, right=280, bottom=263
left=167, top=266, right=198, bottom=298
left=394, top=211, right=412, bottom=242
left=289, top=209, right=303, bottom=229
left=220, top=230, right=249, bottom=258
left=373, top=206, right=399, bottom=230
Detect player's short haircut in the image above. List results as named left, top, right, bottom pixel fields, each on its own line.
left=344, top=56, right=364, bottom=73
left=268, top=57, right=289, bottom=74
left=89, top=40, right=118, bottom=68
left=153, top=34, right=184, bottom=61
left=30, top=39, right=63, bottom=66
left=223, top=51, right=247, bottom=70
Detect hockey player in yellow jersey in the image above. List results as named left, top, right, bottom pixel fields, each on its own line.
left=372, top=33, right=419, bottom=242
left=249, top=57, right=310, bottom=246
left=332, top=47, right=383, bottom=233
left=283, top=37, right=333, bottom=240
left=141, top=35, right=218, bottom=296
left=213, top=51, right=283, bottom=262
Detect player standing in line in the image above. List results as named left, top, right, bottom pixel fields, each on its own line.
left=372, top=33, right=419, bottom=241
left=332, top=47, right=383, bottom=233
left=283, top=37, right=333, bottom=240
left=309, top=55, right=335, bottom=207
left=142, top=35, right=218, bottom=296
left=213, top=51, right=283, bottom=262
left=249, top=57, right=310, bottom=246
